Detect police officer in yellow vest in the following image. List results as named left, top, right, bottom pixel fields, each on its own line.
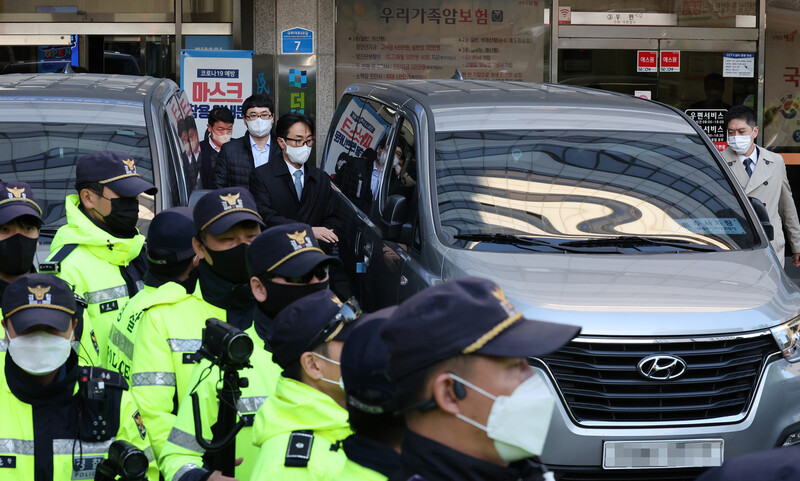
left=43, top=151, right=158, bottom=366
left=159, top=222, right=338, bottom=481
left=335, top=306, right=404, bottom=481
left=0, top=181, right=97, bottom=368
left=0, top=273, right=159, bottom=480
left=249, top=288, right=362, bottom=481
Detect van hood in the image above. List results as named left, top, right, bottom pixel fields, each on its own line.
left=441, top=248, right=800, bottom=336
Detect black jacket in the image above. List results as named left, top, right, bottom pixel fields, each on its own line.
left=334, top=153, right=374, bottom=213
left=214, top=133, right=282, bottom=189
left=249, top=157, right=338, bottom=232
left=198, top=133, right=220, bottom=189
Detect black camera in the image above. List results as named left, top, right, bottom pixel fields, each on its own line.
left=94, top=440, right=148, bottom=481
left=197, top=318, right=254, bottom=369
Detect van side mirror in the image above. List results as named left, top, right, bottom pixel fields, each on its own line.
left=750, top=197, right=774, bottom=241
left=381, top=195, right=407, bottom=240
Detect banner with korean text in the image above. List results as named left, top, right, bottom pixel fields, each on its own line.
left=181, top=49, right=255, bottom=140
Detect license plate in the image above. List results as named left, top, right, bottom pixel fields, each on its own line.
left=603, top=439, right=723, bottom=469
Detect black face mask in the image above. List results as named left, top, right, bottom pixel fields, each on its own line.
left=176, top=267, right=200, bottom=294
left=258, top=277, right=330, bottom=318
left=97, top=197, right=139, bottom=238
left=203, top=243, right=250, bottom=284
left=0, top=234, right=37, bottom=276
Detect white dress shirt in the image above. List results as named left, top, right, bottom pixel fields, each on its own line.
left=250, top=135, right=272, bottom=168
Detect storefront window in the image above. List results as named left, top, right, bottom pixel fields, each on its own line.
left=183, top=0, right=232, bottom=22
left=764, top=1, right=800, bottom=156
left=0, top=0, right=174, bottom=22
left=335, top=1, right=551, bottom=98
left=562, top=1, right=757, bottom=28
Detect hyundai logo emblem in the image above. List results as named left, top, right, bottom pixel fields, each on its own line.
left=637, top=355, right=687, bottom=380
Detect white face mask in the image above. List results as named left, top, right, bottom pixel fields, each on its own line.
left=285, top=144, right=312, bottom=165
left=246, top=117, right=272, bottom=138
left=213, top=132, right=232, bottom=145
left=450, top=372, right=556, bottom=462
left=313, top=352, right=344, bottom=390
left=6, top=328, right=73, bottom=375
left=727, top=135, right=753, bottom=155
left=392, top=155, right=401, bottom=167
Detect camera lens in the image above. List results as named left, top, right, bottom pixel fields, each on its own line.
left=121, top=451, right=149, bottom=479
left=225, top=332, right=254, bottom=365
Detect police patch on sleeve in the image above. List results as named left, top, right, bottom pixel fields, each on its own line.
left=132, top=410, right=147, bottom=440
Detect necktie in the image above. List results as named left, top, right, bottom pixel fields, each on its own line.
left=293, top=170, right=303, bottom=200
left=745, top=158, right=754, bottom=177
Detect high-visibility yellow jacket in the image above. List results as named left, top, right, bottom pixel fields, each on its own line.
left=111, top=280, right=224, bottom=461
left=158, top=324, right=281, bottom=481
left=45, top=194, right=147, bottom=367
left=0, top=353, right=159, bottom=480
left=249, top=377, right=353, bottom=481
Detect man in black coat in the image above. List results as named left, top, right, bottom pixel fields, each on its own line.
left=198, top=106, right=234, bottom=188
left=250, top=112, right=339, bottom=247
left=214, top=93, right=282, bottom=188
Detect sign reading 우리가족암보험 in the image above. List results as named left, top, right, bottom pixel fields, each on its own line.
left=282, top=28, right=314, bottom=54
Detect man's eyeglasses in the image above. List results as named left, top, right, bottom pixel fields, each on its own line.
left=283, top=137, right=315, bottom=148
left=303, top=297, right=362, bottom=353
left=245, top=112, right=274, bottom=121
left=264, top=265, right=329, bottom=285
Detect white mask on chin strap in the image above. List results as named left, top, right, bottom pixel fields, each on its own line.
left=313, top=352, right=344, bottom=390
left=6, top=328, right=72, bottom=376
left=449, top=372, right=556, bottom=462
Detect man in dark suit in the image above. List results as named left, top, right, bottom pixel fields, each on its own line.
left=214, top=93, right=283, bottom=188
left=198, top=106, right=234, bottom=188
left=334, top=147, right=377, bottom=213
left=250, top=112, right=339, bottom=247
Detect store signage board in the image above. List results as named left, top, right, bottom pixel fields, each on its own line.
left=660, top=50, right=680, bottom=72
left=569, top=12, right=677, bottom=25
left=723, top=52, right=755, bottom=78
left=282, top=28, right=314, bottom=54
left=686, top=109, right=728, bottom=151
left=637, top=51, right=657, bottom=73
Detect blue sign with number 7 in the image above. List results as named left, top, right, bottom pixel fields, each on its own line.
left=281, top=28, right=314, bottom=54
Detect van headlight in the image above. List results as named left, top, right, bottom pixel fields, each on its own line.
left=770, top=316, right=800, bottom=363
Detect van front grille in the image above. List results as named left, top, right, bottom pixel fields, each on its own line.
left=539, top=333, right=778, bottom=423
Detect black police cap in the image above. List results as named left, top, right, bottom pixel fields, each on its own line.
left=271, top=289, right=356, bottom=370
left=193, top=187, right=264, bottom=236
left=381, top=277, right=581, bottom=382
left=695, top=446, right=800, bottom=481
left=246, top=223, right=341, bottom=278
left=2, top=273, right=77, bottom=333
left=0, top=181, right=42, bottom=227
left=341, top=306, right=397, bottom=414
left=76, top=151, right=157, bottom=197
left=147, top=207, right=196, bottom=264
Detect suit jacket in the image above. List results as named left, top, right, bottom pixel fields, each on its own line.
left=214, top=133, right=282, bottom=189
left=198, top=133, right=220, bottom=189
left=723, top=145, right=800, bottom=262
left=250, top=157, right=338, bottom=232
left=333, top=153, right=374, bottom=213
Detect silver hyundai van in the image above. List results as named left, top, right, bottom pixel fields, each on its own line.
left=324, top=79, right=800, bottom=480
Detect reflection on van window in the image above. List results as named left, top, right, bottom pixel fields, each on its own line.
left=434, top=130, right=758, bottom=251
left=0, top=123, right=152, bottom=234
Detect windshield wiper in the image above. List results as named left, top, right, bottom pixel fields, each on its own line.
left=453, top=233, right=553, bottom=246
left=560, top=236, right=721, bottom=252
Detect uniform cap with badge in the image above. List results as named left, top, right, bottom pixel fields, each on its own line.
left=0, top=181, right=42, bottom=226
left=381, top=276, right=581, bottom=383
left=76, top=151, right=157, bottom=197
left=193, top=187, right=264, bottom=235
left=270, top=289, right=360, bottom=370
left=246, top=222, right=342, bottom=278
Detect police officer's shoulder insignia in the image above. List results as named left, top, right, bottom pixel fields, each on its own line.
left=287, top=230, right=312, bottom=250
left=285, top=430, right=314, bottom=468
left=90, top=330, right=100, bottom=355
left=132, top=410, right=147, bottom=440
left=220, top=192, right=243, bottom=210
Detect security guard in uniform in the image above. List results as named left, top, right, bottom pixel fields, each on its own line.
left=43, top=151, right=157, bottom=366
left=249, top=288, right=361, bottom=481
left=0, top=181, right=97, bottom=368
left=159, top=222, right=337, bottom=481
left=380, top=277, right=580, bottom=481
left=0, top=274, right=158, bottom=480
left=106, top=207, right=219, bottom=464
left=335, top=306, right=403, bottom=481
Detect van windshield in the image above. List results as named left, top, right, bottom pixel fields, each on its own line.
left=0, top=122, right=153, bottom=236
left=434, top=130, right=759, bottom=252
